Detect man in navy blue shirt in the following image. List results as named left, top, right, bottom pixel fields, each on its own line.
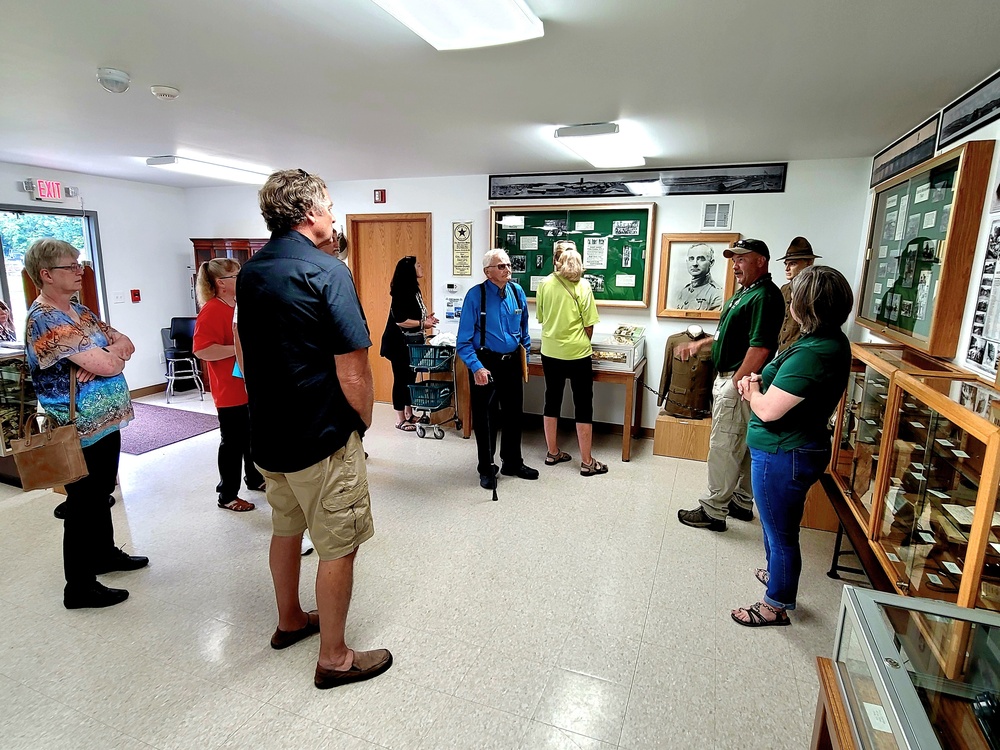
left=457, top=249, right=539, bottom=490
left=237, top=169, right=392, bottom=689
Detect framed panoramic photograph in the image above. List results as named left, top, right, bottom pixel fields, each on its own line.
left=657, top=233, right=739, bottom=319
left=871, top=114, right=939, bottom=188
left=938, top=67, right=1000, bottom=149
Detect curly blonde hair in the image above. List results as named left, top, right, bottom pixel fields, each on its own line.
left=195, top=258, right=240, bottom=305
left=258, top=169, right=328, bottom=234
left=555, top=248, right=583, bottom=283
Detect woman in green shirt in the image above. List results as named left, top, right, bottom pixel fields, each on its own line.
left=536, top=247, right=606, bottom=475
left=732, top=266, right=853, bottom=627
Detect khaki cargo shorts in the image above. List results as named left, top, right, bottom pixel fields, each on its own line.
left=258, top=431, right=374, bottom=561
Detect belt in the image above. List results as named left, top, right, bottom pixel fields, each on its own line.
left=717, top=370, right=736, bottom=378
left=479, top=348, right=518, bottom=361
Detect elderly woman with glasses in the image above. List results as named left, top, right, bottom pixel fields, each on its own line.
left=24, top=238, right=147, bottom=610
left=732, top=265, right=852, bottom=627
left=194, top=258, right=265, bottom=512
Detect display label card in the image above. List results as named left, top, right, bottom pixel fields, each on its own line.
left=943, top=561, right=962, bottom=576
left=519, top=235, right=538, bottom=251
left=953, top=450, right=970, bottom=458
left=911, top=462, right=925, bottom=470
left=877, top=393, right=887, bottom=400
left=574, top=221, right=595, bottom=231
left=909, top=421, right=925, bottom=429
left=914, top=183, right=930, bottom=203
left=865, top=419, right=876, bottom=425
left=529, top=275, right=546, bottom=291
left=905, top=403, right=917, bottom=409
left=895, top=196, right=909, bottom=240
left=878, top=246, right=888, bottom=258
left=927, top=573, right=944, bottom=586
left=500, top=216, right=524, bottom=229
left=936, top=438, right=954, bottom=447
left=923, top=210, right=937, bottom=229
left=992, top=543, right=1000, bottom=554
left=890, top=477, right=903, bottom=486
left=615, top=274, right=635, bottom=288
left=886, top=552, right=900, bottom=563
left=911, top=472, right=926, bottom=481
left=920, top=532, right=936, bottom=544
left=864, top=702, right=892, bottom=734
left=886, top=195, right=898, bottom=208
left=873, top=283, right=882, bottom=294
left=872, top=455, right=879, bottom=461
left=928, top=490, right=949, bottom=499
left=583, top=237, right=608, bottom=269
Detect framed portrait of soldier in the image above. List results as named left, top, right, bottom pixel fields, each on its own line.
left=657, top=233, right=740, bottom=319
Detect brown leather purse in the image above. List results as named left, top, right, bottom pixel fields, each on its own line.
left=11, top=364, right=88, bottom=491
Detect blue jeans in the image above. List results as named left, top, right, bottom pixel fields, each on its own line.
left=750, top=440, right=830, bottom=610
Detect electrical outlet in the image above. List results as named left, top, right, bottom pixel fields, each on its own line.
left=112, top=291, right=125, bottom=304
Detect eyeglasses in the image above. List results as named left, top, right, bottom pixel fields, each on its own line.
left=217, top=275, right=238, bottom=280
left=489, top=263, right=511, bottom=270
left=49, top=263, right=84, bottom=273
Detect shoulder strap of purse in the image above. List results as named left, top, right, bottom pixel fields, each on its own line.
left=479, top=282, right=487, bottom=350
left=18, top=313, right=77, bottom=436
left=554, top=274, right=587, bottom=328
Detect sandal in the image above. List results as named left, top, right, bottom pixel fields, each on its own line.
left=219, top=497, right=256, bottom=512
left=395, top=421, right=417, bottom=432
left=580, top=459, right=608, bottom=477
left=731, top=601, right=790, bottom=628
left=755, top=568, right=769, bottom=586
left=545, top=450, right=572, bottom=466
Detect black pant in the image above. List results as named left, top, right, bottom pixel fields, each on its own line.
left=469, top=350, right=524, bottom=475
left=390, top=355, right=417, bottom=411
left=63, top=430, right=121, bottom=588
left=541, top=354, right=594, bottom=424
left=217, top=404, right=263, bottom=501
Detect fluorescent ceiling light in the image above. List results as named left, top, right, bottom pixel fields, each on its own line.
left=554, top=123, right=646, bottom=169
left=368, top=0, right=543, bottom=50
left=145, top=156, right=271, bottom=185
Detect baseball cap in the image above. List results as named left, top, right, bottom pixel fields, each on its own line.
left=723, top=238, right=770, bottom=260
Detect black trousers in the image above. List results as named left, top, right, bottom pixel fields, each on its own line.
left=469, top=350, right=524, bottom=476
left=63, top=430, right=121, bottom=588
left=390, top=355, right=417, bottom=411
left=541, top=354, right=594, bottom=424
left=217, top=404, right=263, bottom=501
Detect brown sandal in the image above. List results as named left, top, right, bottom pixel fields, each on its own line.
left=580, top=459, right=608, bottom=476
left=218, top=497, right=255, bottom=512
left=545, top=450, right=572, bottom=465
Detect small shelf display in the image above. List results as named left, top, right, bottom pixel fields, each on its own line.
left=0, top=350, right=34, bottom=458
left=874, top=374, right=1000, bottom=612
left=832, top=343, right=962, bottom=531
left=527, top=326, right=645, bottom=373
left=832, top=587, right=1000, bottom=750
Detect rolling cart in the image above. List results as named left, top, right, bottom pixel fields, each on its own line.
left=407, top=344, right=462, bottom=440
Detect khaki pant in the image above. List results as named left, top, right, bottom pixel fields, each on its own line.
left=699, top=374, right=753, bottom=520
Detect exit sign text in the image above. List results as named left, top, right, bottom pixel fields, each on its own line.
left=34, top=179, right=63, bottom=202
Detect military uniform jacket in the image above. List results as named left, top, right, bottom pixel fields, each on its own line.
left=658, top=332, right=714, bottom=419
left=777, top=282, right=801, bottom=353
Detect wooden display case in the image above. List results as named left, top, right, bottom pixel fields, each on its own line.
left=831, top=343, right=963, bottom=533
left=190, top=238, right=267, bottom=269
left=855, top=140, right=994, bottom=357
left=870, top=374, right=1000, bottom=611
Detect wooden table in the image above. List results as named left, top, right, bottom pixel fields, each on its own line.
left=456, top=358, right=646, bottom=462
left=812, top=657, right=858, bottom=750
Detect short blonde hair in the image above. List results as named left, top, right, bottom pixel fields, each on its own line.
left=24, top=238, right=80, bottom=287
left=790, top=265, right=853, bottom=334
left=195, top=258, right=241, bottom=305
left=555, top=248, right=583, bottom=283
left=258, top=169, right=328, bottom=234
left=553, top=240, right=576, bottom=266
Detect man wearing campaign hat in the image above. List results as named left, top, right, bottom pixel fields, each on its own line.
left=776, top=237, right=821, bottom=353
left=675, top=238, right=785, bottom=532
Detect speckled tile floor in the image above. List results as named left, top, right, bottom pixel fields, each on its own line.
left=0, top=393, right=861, bottom=749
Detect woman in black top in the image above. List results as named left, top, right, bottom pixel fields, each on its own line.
left=380, top=256, right=437, bottom=431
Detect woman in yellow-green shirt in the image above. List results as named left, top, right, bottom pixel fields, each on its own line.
left=536, top=246, right=606, bottom=476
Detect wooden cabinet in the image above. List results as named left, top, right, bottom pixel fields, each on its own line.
left=190, top=238, right=267, bottom=269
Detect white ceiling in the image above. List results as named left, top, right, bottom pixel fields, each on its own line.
left=1, top=0, right=999, bottom=189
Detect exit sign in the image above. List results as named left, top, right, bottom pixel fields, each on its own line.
left=33, top=179, right=63, bottom=202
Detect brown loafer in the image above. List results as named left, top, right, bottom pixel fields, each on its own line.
left=314, top=648, right=393, bottom=689
left=270, top=610, right=320, bottom=650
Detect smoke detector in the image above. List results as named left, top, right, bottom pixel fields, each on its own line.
left=96, top=67, right=131, bottom=94
left=150, top=85, right=180, bottom=101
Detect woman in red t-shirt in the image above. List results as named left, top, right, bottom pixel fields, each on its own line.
left=193, top=259, right=264, bottom=512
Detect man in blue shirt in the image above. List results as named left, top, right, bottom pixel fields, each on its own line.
left=457, top=249, right=539, bottom=490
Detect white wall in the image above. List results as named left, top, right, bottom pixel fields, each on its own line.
left=0, top=162, right=193, bottom=388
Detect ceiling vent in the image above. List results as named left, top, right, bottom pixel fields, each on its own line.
left=702, top=201, right=734, bottom=231
left=150, top=86, right=180, bottom=101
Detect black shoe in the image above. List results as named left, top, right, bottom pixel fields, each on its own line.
left=94, top=547, right=150, bottom=574
left=500, top=464, right=539, bottom=480
left=64, top=581, right=129, bottom=609
left=677, top=507, right=726, bottom=532
left=728, top=502, right=754, bottom=522
left=480, top=473, right=497, bottom=490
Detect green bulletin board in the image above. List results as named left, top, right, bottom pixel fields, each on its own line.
left=489, top=203, right=655, bottom=308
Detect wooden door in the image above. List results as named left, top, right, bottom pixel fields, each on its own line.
left=346, top=213, right=432, bottom=404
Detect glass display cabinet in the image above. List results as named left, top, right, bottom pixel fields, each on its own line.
left=832, top=343, right=963, bottom=532
left=855, top=140, right=994, bottom=357
left=831, top=586, right=1000, bottom=750
left=873, top=374, right=1000, bottom=612
left=0, top=349, right=36, bottom=487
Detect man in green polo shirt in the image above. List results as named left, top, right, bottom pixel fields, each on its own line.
left=676, top=238, right=785, bottom=532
